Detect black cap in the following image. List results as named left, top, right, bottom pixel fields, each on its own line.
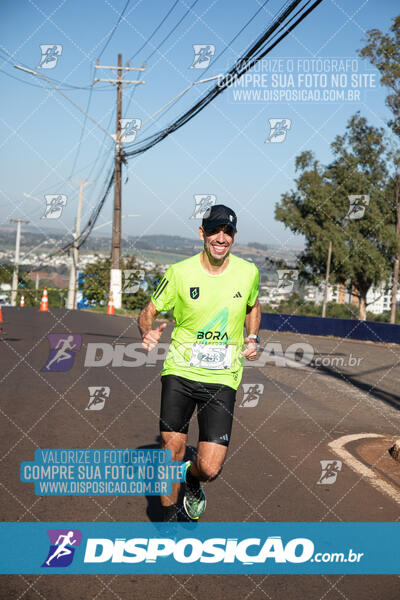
left=202, top=204, right=237, bottom=232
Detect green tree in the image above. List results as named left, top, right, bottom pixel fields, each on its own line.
left=79, top=254, right=163, bottom=311
left=275, top=113, right=397, bottom=320
left=80, top=255, right=111, bottom=306
left=359, top=17, right=400, bottom=322
left=359, top=16, right=400, bottom=138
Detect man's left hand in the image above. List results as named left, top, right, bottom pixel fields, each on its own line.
left=241, top=337, right=258, bottom=361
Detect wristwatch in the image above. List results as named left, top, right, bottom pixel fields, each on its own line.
left=248, top=334, right=260, bottom=344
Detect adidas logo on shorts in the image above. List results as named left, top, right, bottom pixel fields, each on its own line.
left=219, top=433, right=229, bottom=442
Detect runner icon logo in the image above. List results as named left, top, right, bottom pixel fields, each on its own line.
left=42, top=529, right=82, bottom=567
left=276, top=270, right=298, bottom=294
left=189, top=45, right=215, bottom=69
left=38, top=44, right=62, bottom=69
left=239, top=383, right=264, bottom=407
left=42, top=195, right=67, bottom=219
left=41, top=334, right=82, bottom=372
left=120, top=118, right=141, bottom=143
left=123, top=269, right=145, bottom=294
left=346, top=195, right=369, bottom=220
left=190, top=194, right=217, bottom=219
left=86, top=386, right=110, bottom=411
left=265, top=118, right=291, bottom=143
left=317, top=460, right=342, bottom=485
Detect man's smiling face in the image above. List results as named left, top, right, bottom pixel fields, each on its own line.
left=199, top=224, right=236, bottom=263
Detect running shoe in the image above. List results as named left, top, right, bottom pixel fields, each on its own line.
left=183, top=461, right=206, bottom=520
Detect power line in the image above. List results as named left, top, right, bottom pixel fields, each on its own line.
left=68, top=68, right=95, bottom=178
left=138, top=0, right=273, bottom=136
left=129, top=0, right=180, bottom=62
left=48, top=0, right=325, bottom=253
left=144, top=0, right=201, bottom=63
left=123, top=0, right=323, bottom=159
left=125, top=0, right=191, bottom=117
left=0, top=66, right=112, bottom=91
left=98, top=0, right=131, bottom=60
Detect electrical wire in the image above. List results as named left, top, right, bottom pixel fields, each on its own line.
left=123, top=0, right=324, bottom=159
left=124, top=0, right=192, bottom=120
left=98, top=0, right=131, bottom=60
left=137, top=0, right=273, bottom=136
left=145, top=0, right=201, bottom=63
left=128, top=0, right=180, bottom=62
left=41, top=0, right=325, bottom=252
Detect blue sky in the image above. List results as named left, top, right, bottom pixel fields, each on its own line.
left=0, top=0, right=398, bottom=252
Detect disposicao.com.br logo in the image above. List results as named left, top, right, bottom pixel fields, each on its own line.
left=0, top=522, right=383, bottom=574
left=83, top=535, right=363, bottom=567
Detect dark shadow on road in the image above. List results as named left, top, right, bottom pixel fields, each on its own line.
left=311, top=362, right=400, bottom=411
left=83, top=332, right=138, bottom=340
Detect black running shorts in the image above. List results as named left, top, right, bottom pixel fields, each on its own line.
left=160, top=374, right=236, bottom=447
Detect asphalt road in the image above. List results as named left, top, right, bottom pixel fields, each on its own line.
left=1, top=306, right=400, bottom=599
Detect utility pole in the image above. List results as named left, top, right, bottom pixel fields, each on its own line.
left=322, top=239, right=332, bottom=318
left=94, top=55, right=145, bottom=309
left=67, top=179, right=95, bottom=310
left=112, top=53, right=123, bottom=311
left=9, top=219, right=29, bottom=306
left=390, top=175, right=400, bottom=324
left=35, top=272, right=39, bottom=303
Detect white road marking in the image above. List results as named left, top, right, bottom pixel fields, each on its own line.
left=328, top=433, right=400, bottom=505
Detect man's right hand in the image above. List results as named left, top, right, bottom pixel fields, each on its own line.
left=141, top=323, right=167, bottom=351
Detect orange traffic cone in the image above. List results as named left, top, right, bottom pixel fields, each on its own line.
left=39, top=287, right=49, bottom=312
left=20, top=295, right=25, bottom=307
left=106, top=291, right=115, bottom=315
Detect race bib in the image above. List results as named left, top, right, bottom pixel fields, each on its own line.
left=189, top=344, right=232, bottom=369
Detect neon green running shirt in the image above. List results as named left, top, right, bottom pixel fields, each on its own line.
left=151, top=252, right=259, bottom=390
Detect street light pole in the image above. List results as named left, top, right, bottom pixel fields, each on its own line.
left=321, top=239, right=332, bottom=318
left=67, top=179, right=95, bottom=310
left=9, top=219, right=29, bottom=306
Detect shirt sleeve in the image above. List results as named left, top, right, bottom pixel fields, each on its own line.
left=151, top=266, right=177, bottom=312
left=247, top=265, right=259, bottom=307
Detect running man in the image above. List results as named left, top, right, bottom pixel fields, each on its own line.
left=45, top=335, right=76, bottom=371
left=138, top=205, right=261, bottom=521
left=45, top=531, right=76, bottom=566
